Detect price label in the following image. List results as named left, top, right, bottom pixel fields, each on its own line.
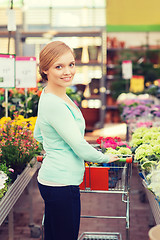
left=122, top=60, right=133, bottom=79
left=130, top=75, right=144, bottom=93
left=0, top=54, right=15, bottom=88
left=16, top=57, right=37, bottom=88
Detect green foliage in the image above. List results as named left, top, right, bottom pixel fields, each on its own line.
left=66, top=87, right=82, bottom=106
left=145, top=85, right=159, bottom=96
left=0, top=183, right=8, bottom=200
left=110, top=79, right=130, bottom=100
left=111, top=49, right=160, bottom=99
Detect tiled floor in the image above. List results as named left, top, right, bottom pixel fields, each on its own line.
left=0, top=123, right=154, bottom=240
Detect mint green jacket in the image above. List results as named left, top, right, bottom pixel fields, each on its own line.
left=34, top=89, right=109, bottom=185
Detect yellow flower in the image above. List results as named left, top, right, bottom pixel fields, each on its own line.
left=0, top=115, right=37, bottom=133
left=0, top=117, right=11, bottom=125
left=15, top=115, right=24, bottom=120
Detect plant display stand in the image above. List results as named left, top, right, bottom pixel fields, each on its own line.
left=142, top=180, right=160, bottom=225
left=0, top=158, right=40, bottom=240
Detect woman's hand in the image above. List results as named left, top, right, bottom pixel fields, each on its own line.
left=107, top=154, right=119, bottom=163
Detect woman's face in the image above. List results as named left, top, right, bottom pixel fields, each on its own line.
left=44, top=51, right=76, bottom=88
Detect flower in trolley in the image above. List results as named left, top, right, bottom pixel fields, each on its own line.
left=96, top=136, right=131, bottom=151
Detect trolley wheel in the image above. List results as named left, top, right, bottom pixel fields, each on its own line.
left=29, top=224, right=42, bottom=238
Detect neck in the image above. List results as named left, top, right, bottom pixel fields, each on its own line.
left=45, top=82, right=66, bottom=98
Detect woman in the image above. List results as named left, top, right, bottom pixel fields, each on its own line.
left=34, top=41, right=119, bottom=240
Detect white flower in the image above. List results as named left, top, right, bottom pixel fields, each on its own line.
left=148, top=168, right=160, bottom=198
left=117, top=147, right=132, bottom=155
left=105, top=148, right=118, bottom=155
left=0, top=171, right=8, bottom=190
left=135, top=144, right=154, bottom=160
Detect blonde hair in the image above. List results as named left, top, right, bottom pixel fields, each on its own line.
left=39, top=41, right=74, bottom=81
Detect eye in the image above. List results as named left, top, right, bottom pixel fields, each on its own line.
left=70, top=62, right=75, bottom=67
left=56, top=65, right=62, bottom=69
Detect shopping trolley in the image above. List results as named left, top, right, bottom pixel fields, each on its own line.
left=79, top=155, right=133, bottom=240
left=36, top=154, right=133, bottom=240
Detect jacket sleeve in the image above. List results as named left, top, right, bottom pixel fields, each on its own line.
left=45, top=101, right=110, bottom=163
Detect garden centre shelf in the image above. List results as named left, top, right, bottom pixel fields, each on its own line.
left=142, top=180, right=160, bottom=225
left=0, top=28, right=107, bottom=129
left=0, top=158, right=40, bottom=240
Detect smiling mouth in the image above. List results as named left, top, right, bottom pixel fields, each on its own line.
left=62, top=77, right=72, bottom=82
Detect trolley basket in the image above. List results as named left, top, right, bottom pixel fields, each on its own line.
left=78, top=231, right=122, bottom=240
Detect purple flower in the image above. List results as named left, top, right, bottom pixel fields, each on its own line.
left=155, top=112, right=160, bottom=117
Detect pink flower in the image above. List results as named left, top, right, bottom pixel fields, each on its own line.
left=117, top=142, right=131, bottom=149
left=96, top=135, right=131, bottom=150
left=137, top=121, right=152, bottom=128
left=103, top=142, right=117, bottom=149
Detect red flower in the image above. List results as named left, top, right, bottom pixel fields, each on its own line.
left=114, top=136, right=121, bottom=142
left=0, top=88, right=5, bottom=94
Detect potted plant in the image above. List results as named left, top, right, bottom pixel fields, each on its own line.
left=131, top=127, right=160, bottom=211
left=130, top=127, right=160, bottom=174
left=0, top=113, right=42, bottom=181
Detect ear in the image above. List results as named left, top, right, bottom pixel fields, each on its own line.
left=43, top=70, right=48, bottom=75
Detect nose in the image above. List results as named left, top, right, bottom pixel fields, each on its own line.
left=63, top=67, right=70, bottom=75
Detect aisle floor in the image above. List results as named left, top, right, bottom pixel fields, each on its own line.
left=0, top=123, right=153, bottom=240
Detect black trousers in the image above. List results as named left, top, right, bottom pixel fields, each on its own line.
left=38, top=182, right=81, bottom=240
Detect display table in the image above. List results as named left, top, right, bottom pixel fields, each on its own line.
left=0, top=158, right=40, bottom=240
left=143, top=180, right=160, bottom=225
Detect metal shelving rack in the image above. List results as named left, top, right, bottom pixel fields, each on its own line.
left=0, top=28, right=107, bottom=128
left=0, top=158, right=39, bottom=240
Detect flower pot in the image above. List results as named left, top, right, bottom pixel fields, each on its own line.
left=88, top=46, right=100, bottom=63
left=106, top=94, right=117, bottom=106
left=73, top=47, right=83, bottom=61
left=80, top=108, right=100, bottom=130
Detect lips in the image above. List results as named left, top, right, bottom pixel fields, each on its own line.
left=61, top=77, right=72, bottom=82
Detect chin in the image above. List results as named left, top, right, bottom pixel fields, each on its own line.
left=65, top=81, right=72, bottom=86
